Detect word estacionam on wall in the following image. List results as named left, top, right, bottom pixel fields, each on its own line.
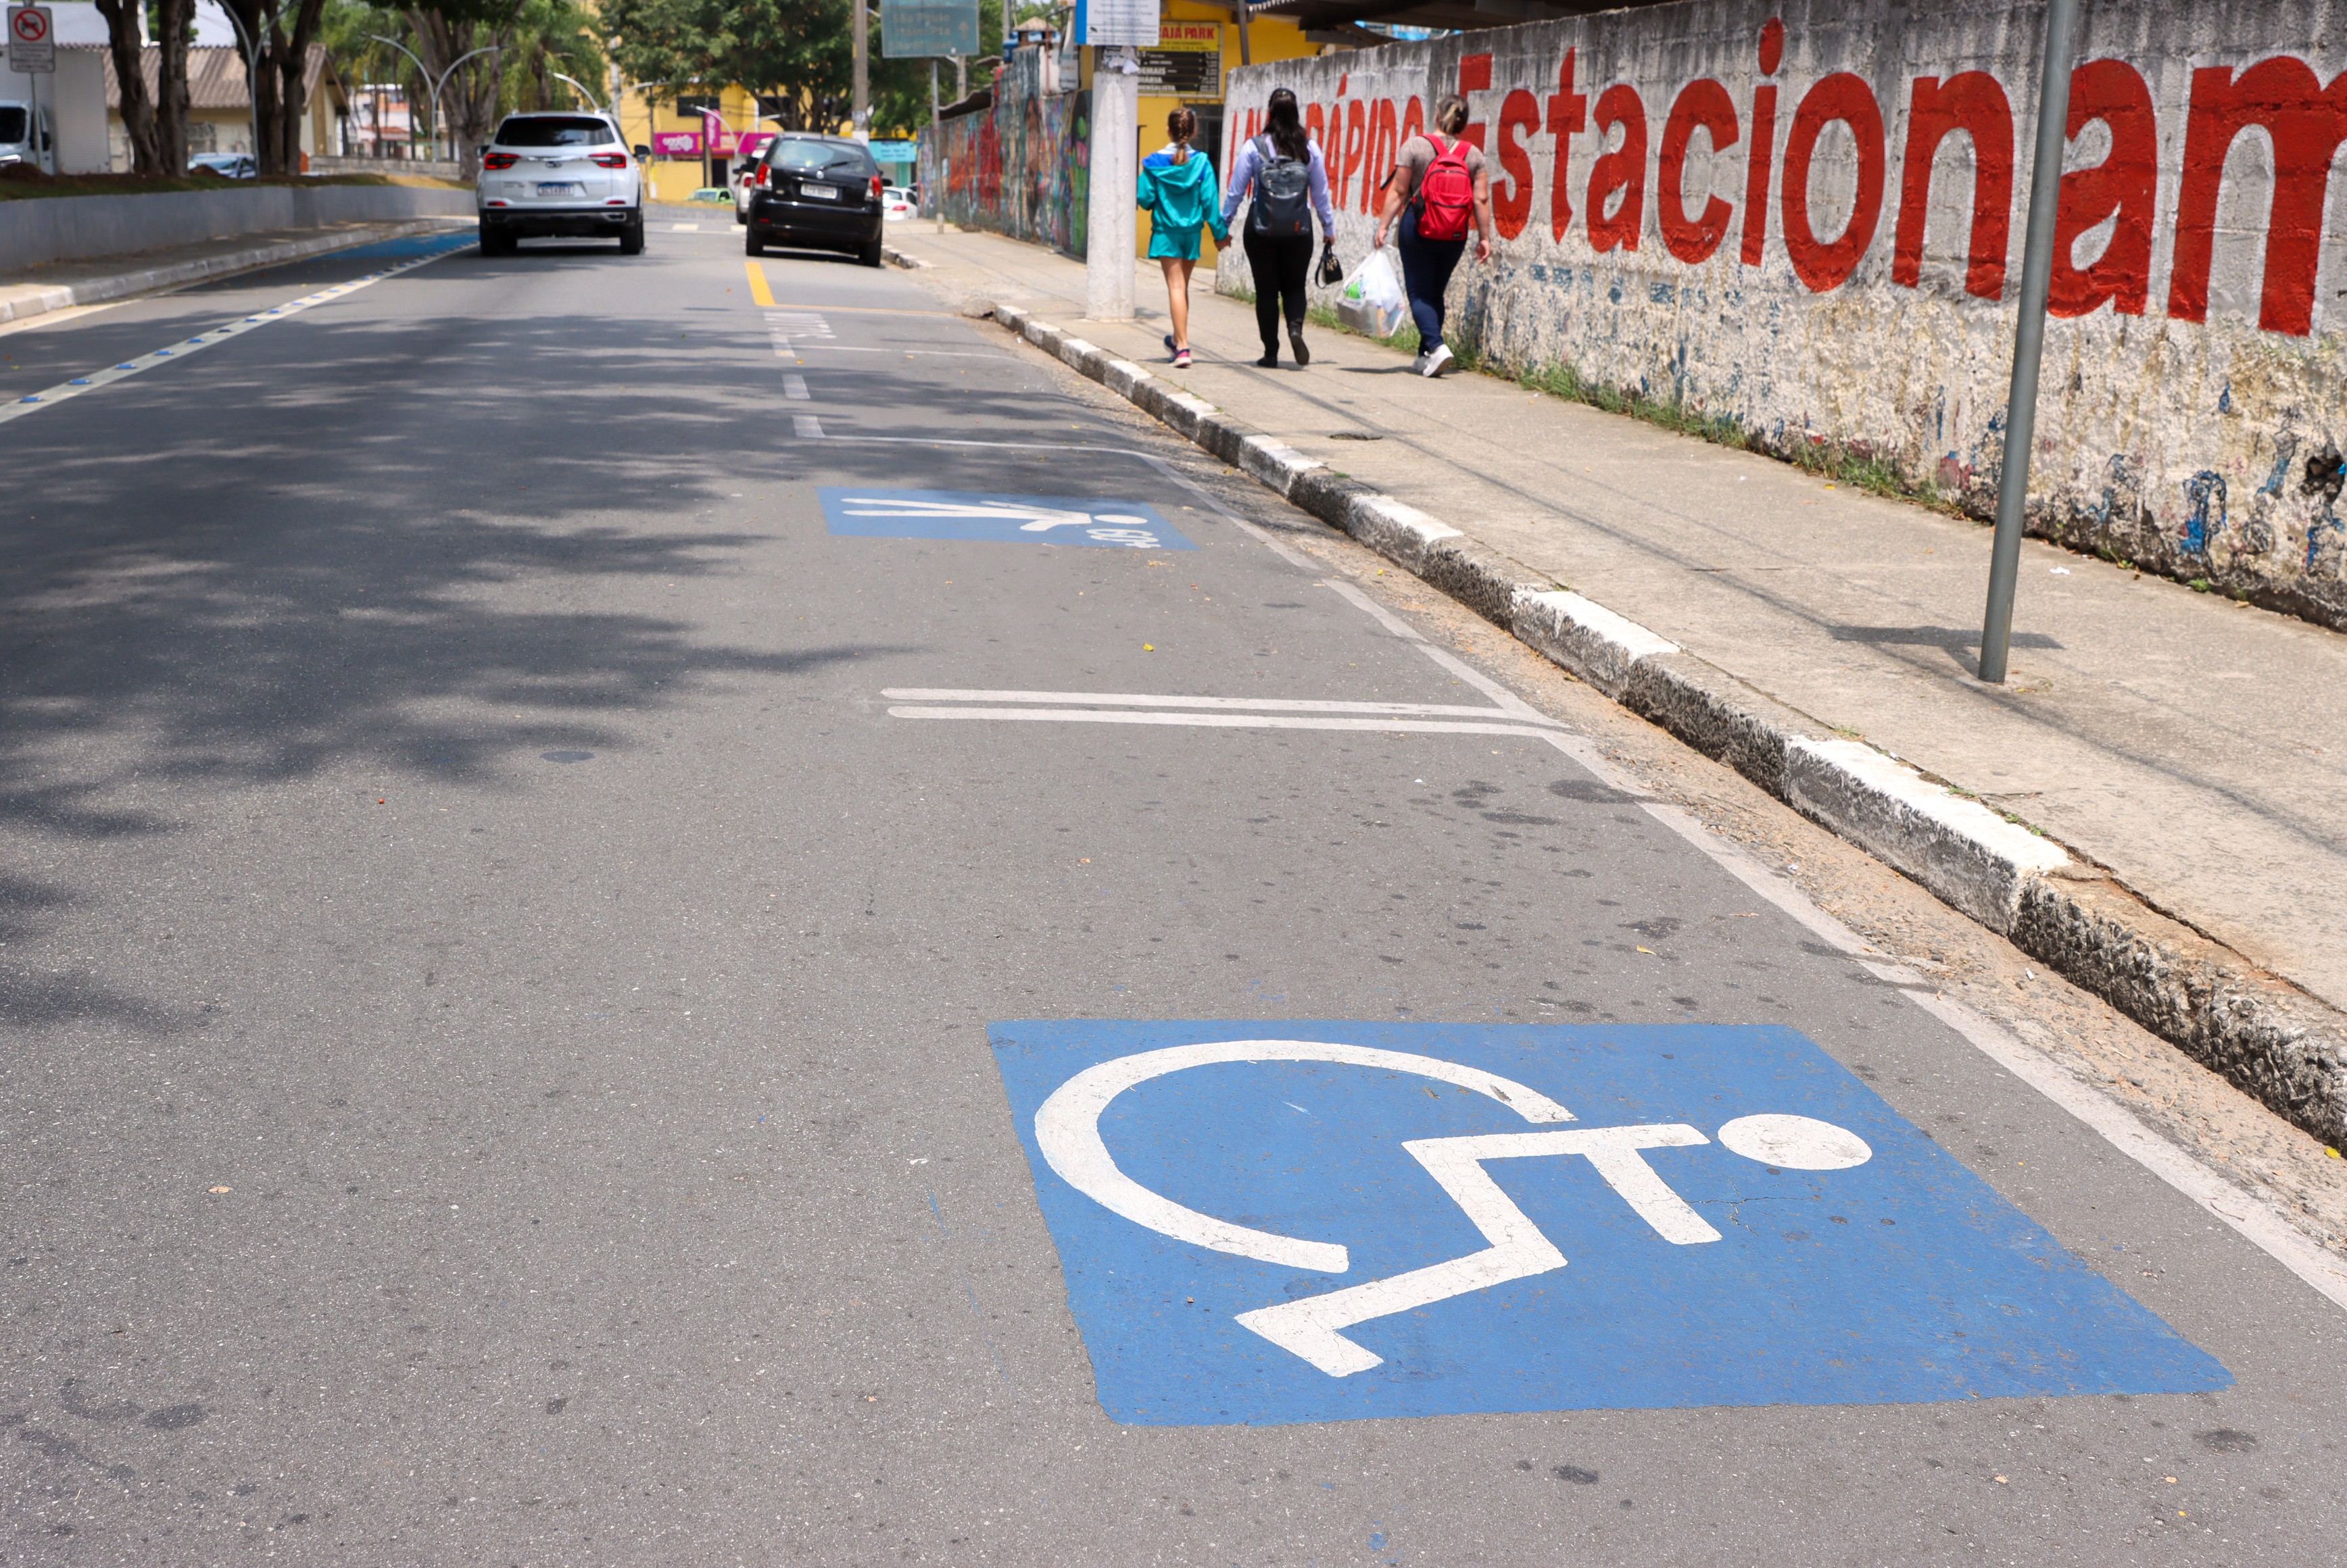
left=1221, top=0, right=2347, bottom=627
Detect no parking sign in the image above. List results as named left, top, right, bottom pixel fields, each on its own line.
left=990, top=1019, right=2228, bottom=1426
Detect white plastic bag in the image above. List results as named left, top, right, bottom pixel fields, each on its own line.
left=1336, top=249, right=1407, bottom=339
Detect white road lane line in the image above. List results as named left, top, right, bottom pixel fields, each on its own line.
left=825, top=363, right=2347, bottom=1308
left=0, top=239, right=468, bottom=428
left=670, top=222, right=702, bottom=230
left=1525, top=718, right=2347, bottom=1319
left=881, top=687, right=1566, bottom=724
left=793, top=413, right=825, bottom=437
left=783, top=374, right=810, bottom=400
left=886, top=706, right=1556, bottom=737
left=823, top=312, right=2347, bottom=1313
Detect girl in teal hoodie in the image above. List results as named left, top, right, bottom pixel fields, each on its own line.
left=1139, top=107, right=1228, bottom=368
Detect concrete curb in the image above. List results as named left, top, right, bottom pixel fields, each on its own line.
left=0, top=218, right=467, bottom=326
left=982, top=297, right=2347, bottom=1152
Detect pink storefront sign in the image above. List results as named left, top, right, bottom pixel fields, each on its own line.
left=650, top=130, right=702, bottom=157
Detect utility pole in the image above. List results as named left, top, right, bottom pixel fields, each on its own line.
left=1977, top=0, right=2079, bottom=685
left=930, top=57, right=945, bottom=231
left=852, top=0, right=869, bottom=139
left=1084, top=43, right=1138, bottom=320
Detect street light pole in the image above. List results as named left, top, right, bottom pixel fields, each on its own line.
left=366, top=35, right=500, bottom=164
left=1977, top=0, right=2079, bottom=686
left=218, top=3, right=266, bottom=170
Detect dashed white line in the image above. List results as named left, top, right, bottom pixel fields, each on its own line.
left=783, top=374, right=810, bottom=400
left=793, top=413, right=825, bottom=438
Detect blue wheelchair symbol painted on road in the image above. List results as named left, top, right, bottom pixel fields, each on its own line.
left=989, top=1020, right=2229, bottom=1427
left=817, top=487, right=1195, bottom=550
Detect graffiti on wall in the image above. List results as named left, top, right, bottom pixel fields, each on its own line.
left=1219, top=0, right=2347, bottom=628
left=920, top=87, right=1090, bottom=261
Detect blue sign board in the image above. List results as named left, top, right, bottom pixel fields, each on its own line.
left=818, top=487, right=1195, bottom=550
left=990, top=1019, right=2229, bottom=1427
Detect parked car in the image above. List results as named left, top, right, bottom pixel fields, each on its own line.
left=744, top=134, right=884, bottom=267
left=881, top=185, right=914, bottom=221
left=0, top=100, right=47, bottom=168
left=189, top=151, right=258, bottom=178
left=475, top=111, right=644, bottom=255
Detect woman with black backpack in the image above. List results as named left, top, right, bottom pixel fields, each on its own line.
left=1372, top=93, right=1495, bottom=378
left=1220, top=87, right=1338, bottom=369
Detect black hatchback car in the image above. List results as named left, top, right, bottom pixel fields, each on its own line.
left=746, top=135, right=886, bottom=266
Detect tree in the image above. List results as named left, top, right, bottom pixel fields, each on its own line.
left=602, top=0, right=858, bottom=133
left=95, top=0, right=194, bottom=176
left=218, top=0, right=334, bottom=176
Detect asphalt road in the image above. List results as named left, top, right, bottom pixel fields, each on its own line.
left=1, top=212, right=2342, bottom=1565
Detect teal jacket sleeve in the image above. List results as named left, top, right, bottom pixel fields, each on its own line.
left=1135, top=157, right=1163, bottom=216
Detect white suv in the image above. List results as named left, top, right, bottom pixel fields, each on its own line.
left=477, top=112, right=644, bottom=255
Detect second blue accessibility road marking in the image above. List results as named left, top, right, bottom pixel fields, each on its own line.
left=990, top=1019, right=2229, bottom=1427
left=818, top=487, right=1195, bottom=550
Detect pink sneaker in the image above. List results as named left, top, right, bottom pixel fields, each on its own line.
left=1172, top=348, right=1192, bottom=368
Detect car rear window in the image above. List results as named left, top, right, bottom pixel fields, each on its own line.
left=0, top=107, right=27, bottom=144
left=495, top=116, right=614, bottom=148
left=767, top=141, right=875, bottom=178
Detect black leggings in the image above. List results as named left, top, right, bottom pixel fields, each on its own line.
left=1244, top=230, right=1314, bottom=350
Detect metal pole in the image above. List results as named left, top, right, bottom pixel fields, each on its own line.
left=1978, top=0, right=2079, bottom=686
left=930, top=57, right=944, bottom=230
left=852, top=0, right=869, bottom=139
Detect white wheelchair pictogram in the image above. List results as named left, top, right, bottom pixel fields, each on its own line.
left=1035, top=1040, right=1872, bottom=1377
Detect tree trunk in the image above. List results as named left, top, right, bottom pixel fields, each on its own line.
left=266, top=0, right=329, bottom=175
left=93, top=0, right=161, bottom=174
left=152, top=0, right=194, bottom=174
left=403, top=9, right=503, bottom=175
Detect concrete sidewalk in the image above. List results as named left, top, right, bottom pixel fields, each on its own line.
left=0, top=216, right=470, bottom=326
left=883, top=223, right=2347, bottom=1146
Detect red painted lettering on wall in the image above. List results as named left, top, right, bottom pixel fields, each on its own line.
left=1743, top=94, right=1776, bottom=264
left=1493, top=89, right=1541, bottom=240
left=1893, top=72, right=2014, bottom=299
left=1306, top=103, right=1326, bottom=152
left=1781, top=72, right=1885, bottom=292
left=1342, top=99, right=1370, bottom=210
left=1587, top=84, right=1647, bottom=253
left=1401, top=95, right=1425, bottom=149
left=1364, top=99, right=1399, bottom=212
left=2050, top=60, right=2155, bottom=318
left=1660, top=78, right=1739, bottom=263
left=1547, top=49, right=1586, bottom=242
left=1459, top=53, right=1493, bottom=152
left=2169, top=57, right=2347, bottom=336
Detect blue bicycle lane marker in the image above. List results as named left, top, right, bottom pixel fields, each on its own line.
left=988, top=1020, right=2229, bottom=1427
left=817, top=487, right=1196, bottom=550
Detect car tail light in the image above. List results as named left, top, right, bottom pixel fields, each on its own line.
left=590, top=153, right=628, bottom=169
left=755, top=165, right=769, bottom=187
left=482, top=153, right=518, bottom=170
left=869, top=174, right=883, bottom=199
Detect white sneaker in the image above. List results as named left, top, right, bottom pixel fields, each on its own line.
left=1421, top=344, right=1455, bottom=378
left=1411, top=351, right=1430, bottom=375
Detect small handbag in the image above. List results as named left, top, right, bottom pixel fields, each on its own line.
left=1315, top=241, right=1342, bottom=287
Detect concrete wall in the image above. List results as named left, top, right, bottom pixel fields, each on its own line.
left=0, top=184, right=473, bottom=271
left=1221, top=1, right=2347, bottom=628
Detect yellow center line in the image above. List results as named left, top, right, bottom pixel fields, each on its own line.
left=745, top=259, right=775, bottom=307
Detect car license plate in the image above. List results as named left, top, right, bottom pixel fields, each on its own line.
left=536, top=181, right=583, bottom=197
left=800, top=182, right=839, bottom=201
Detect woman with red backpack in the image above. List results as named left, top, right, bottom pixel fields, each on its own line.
left=1371, top=94, right=1495, bottom=378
